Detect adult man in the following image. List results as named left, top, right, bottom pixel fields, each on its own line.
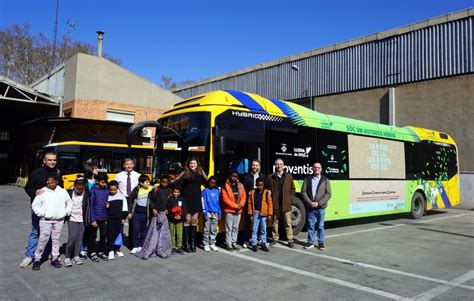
left=115, top=158, right=141, bottom=209
left=241, top=159, right=266, bottom=247
left=301, top=162, right=331, bottom=250
left=267, top=158, right=295, bottom=248
left=114, top=158, right=140, bottom=249
left=20, top=152, right=63, bottom=268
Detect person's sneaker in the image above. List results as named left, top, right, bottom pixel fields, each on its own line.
left=98, top=252, right=108, bottom=261
left=51, top=259, right=62, bottom=268
left=72, top=256, right=83, bottom=265
left=204, top=245, right=211, bottom=252
left=90, top=253, right=100, bottom=262
left=270, top=241, right=278, bottom=247
left=19, top=257, right=33, bottom=268
left=79, top=251, right=88, bottom=260
left=242, top=241, right=248, bottom=248
left=32, top=261, right=41, bottom=271
left=232, top=244, right=240, bottom=251
left=137, top=247, right=142, bottom=253
left=171, top=248, right=177, bottom=255
left=116, top=251, right=124, bottom=258
left=108, top=251, right=115, bottom=260
left=210, top=245, right=219, bottom=252
left=177, top=248, right=184, bottom=255
left=303, top=243, right=314, bottom=250
left=130, top=248, right=139, bottom=254
left=249, top=245, right=258, bottom=252
left=225, top=244, right=234, bottom=252
left=64, top=258, right=73, bottom=267
left=288, top=241, right=295, bottom=248
left=261, top=244, right=270, bottom=252
left=318, top=242, right=325, bottom=250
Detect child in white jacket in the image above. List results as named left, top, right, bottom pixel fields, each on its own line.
left=31, top=174, right=72, bottom=270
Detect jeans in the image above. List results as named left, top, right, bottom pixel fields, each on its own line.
left=25, top=210, right=40, bottom=258
left=225, top=213, right=241, bottom=247
left=250, top=212, right=267, bottom=246
left=35, top=219, right=64, bottom=261
left=132, top=211, right=148, bottom=248
left=203, top=212, right=218, bottom=246
left=307, top=208, right=325, bottom=244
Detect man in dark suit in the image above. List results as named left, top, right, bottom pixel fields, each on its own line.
left=301, top=162, right=331, bottom=250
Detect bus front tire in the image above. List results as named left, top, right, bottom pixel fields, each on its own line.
left=291, top=197, right=306, bottom=235
left=409, top=192, right=425, bottom=219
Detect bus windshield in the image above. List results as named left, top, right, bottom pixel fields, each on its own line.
left=155, top=112, right=210, bottom=179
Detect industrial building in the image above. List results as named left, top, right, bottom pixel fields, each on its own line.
left=171, top=8, right=474, bottom=182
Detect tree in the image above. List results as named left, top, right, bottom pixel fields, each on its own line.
left=159, top=75, right=196, bottom=90
left=0, top=23, right=120, bottom=85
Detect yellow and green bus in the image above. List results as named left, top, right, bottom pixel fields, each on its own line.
left=129, top=90, right=460, bottom=234
left=41, top=141, right=154, bottom=189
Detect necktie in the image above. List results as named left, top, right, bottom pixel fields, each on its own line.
left=126, top=172, right=132, bottom=197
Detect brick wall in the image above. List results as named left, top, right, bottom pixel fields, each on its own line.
left=64, top=99, right=164, bottom=122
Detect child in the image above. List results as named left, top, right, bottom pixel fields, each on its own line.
left=247, top=178, right=272, bottom=252
left=88, top=172, right=109, bottom=262
left=221, top=171, right=246, bottom=251
left=64, top=178, right=86, bottom=267
left=106, top=180, right=128, bottom=260
left=167, top=187, right=187, bottom=255
left=129, top=174, right=152, bottom=254
left=201, top=176, right=221, bottom=252
left=31, top=174, right=72, bottom=270
left=134, top=177, right=173, bottom=260
left=79, top=162, right=98, bottom=259
left=149, top=176, right=171, bottom=218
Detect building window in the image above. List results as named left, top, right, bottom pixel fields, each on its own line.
left=0, top=131, right=9, bottom=141
left=106, top=109, right=135, bottom=123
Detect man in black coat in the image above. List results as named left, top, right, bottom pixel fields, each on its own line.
left=240, top=159, right=266, bottom=248
left=19, top=152, right=63, bottom=268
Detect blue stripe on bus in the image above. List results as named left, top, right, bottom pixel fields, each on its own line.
left=224, top=90, right=267, bottom=113
left=268, top=98, right=306, bottom=126
left=439, top=185, right=451, bottom=208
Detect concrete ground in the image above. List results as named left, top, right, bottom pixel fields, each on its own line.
left=1, top=185, right=473, bottom=301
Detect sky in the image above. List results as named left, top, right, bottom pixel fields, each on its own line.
left=0, top=0, right=473, bottom=86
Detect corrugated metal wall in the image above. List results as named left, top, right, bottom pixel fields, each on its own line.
left=175, top=17, right=474, bottom=100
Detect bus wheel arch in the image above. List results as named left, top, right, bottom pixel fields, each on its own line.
left=409, top=191, right=426, bottom=219
left=291, top=195, right=306, bottom=235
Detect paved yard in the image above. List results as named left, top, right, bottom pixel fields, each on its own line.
left=0, top=185, right=473, bottom=300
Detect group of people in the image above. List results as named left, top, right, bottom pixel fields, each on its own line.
left=19, top=152, right=332, bottom=271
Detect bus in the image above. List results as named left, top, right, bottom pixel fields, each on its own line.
left=129, top=90, right=460, bottom=234
left=41, top=141, right=154, bottom=189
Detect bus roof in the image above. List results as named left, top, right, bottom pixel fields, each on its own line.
left=44, top=141, right=154, bottom=149
left=165, top=90, right=456, bottom=145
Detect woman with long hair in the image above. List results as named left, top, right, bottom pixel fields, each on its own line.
left=173, top=157, right=208, bottom=252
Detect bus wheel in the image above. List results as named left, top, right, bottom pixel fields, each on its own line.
left=410, top=192, right=425, bottom=219
left=291, top=197, right=306, bottom=235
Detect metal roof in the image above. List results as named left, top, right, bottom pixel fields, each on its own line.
left=172, top=8, right=474, bottom=100
left=0, top=76, right=58, bottom=106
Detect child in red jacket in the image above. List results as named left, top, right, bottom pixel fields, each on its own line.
left=221, top=171, right=246, bottom=251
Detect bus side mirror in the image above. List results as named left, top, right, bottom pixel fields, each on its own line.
left=216, top=136, right=225, bottom=156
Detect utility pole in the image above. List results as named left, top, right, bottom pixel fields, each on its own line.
left=51, top=0, right=60, bottom=68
